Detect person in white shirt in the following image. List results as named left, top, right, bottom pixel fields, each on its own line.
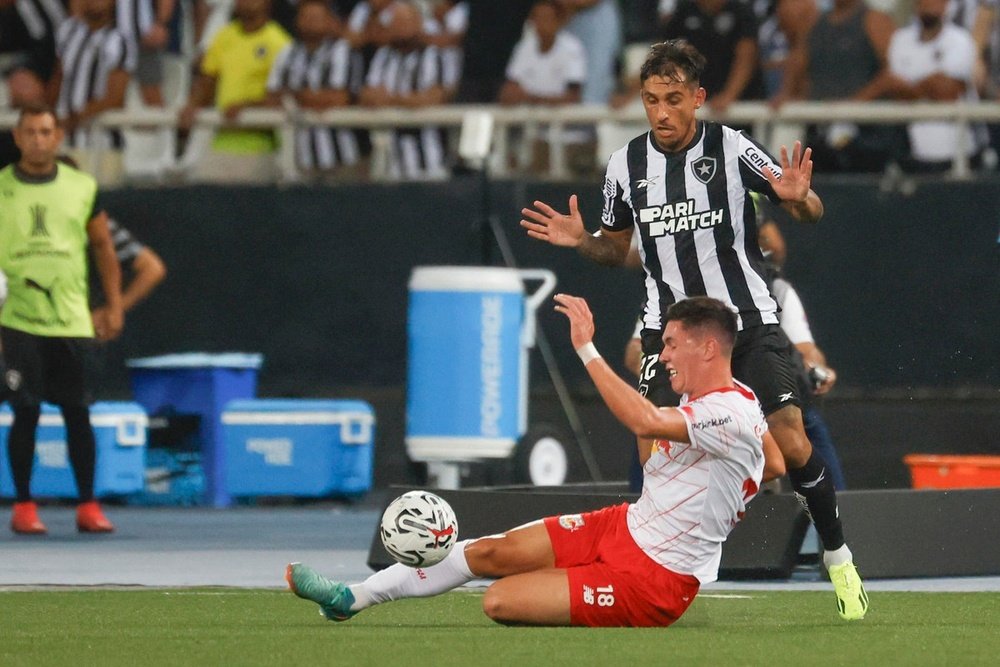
left=499, top=0, right=588, bottom=172
left=887, top=0, right=983, bottom=170
left=286, top=294, right=785, bottom=627
left=499, top=0, right=586, bottom=107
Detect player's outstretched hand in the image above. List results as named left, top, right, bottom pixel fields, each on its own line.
left=763, top=140, right=813, bottom=203
left=553, top=293, right=595, bottom=350
left=520, top=195, right=585, bottom=248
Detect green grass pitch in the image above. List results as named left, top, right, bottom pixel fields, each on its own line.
left=2, top=589, right=998, bottom=666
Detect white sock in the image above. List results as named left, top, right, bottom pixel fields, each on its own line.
left=823, top=544, right=853, bottom=569
left=349, top=539, right=475, bottom=611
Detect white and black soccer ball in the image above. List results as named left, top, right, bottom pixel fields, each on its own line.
left=380, top=490, right=458, bottom=568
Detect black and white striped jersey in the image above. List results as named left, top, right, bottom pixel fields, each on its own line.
left=55, top=17, right=136, bottom=145
left=107, top=217, right=144, bottom=265
left=9, top=0, right=66, bottom=45
left=365, top=43, right=447, bottom=179
left=0, top=0, right=66, bottom=79
left=267, top=38, right=360, bottom=170
left=602, top=121, right=784, bottom=331
left=114, top=0, right=155, bottom=47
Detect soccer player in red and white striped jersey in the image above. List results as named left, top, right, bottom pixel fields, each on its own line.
left=287, top=295, right=785, bottom=627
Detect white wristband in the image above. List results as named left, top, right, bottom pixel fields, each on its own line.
left=575, top=342, right=601, bottom=365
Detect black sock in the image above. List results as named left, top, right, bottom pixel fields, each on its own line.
left=61, top=405, right=96, bottom=502
left=9, top=405, right=41, bottom=502
left=787, top=450, right=845, bottom=552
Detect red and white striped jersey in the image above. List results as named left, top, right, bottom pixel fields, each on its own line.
left=627, top=380, right=767, bottom=583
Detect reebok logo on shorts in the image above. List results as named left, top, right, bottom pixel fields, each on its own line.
left=558, top=514, right=585, bottom=531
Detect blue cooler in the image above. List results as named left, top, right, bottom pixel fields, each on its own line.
left=126, top=352, right=263, bottom=507
left=405, top=266, right=555, bottom=464
left=222, top=399, right=374, bottom=498
left=0, top=402, right=147, bottom=498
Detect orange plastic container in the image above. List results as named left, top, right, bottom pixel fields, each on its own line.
left=904, top=455, right=1000, bottom=489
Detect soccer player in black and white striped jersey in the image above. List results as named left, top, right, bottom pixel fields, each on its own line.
left=359, top=2, right=447, bottom=180
left=266, top=0, right=360, bottom=176
left=50, top=0, right=136, bottom=145
left=521, top=40, right=869, bottom=621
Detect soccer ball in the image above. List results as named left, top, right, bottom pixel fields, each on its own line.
left=380, top=490, right=459, bottom=568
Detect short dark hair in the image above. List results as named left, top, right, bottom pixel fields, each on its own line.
left=639, top=40, right=706, bottom=86
left=17, top=102, right=59, bottom=127
left=665, top=297, right=737, bottom=351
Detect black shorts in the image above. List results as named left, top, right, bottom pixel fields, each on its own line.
left=1, top=326, right=92, bottom=407
left=640, top=324, right=801, bottom=416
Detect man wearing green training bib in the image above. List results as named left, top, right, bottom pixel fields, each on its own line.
left=0, top=104, right=123, bottom=535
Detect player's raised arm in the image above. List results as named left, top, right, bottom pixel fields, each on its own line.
left=763, top=140, right=824, bottom=223
left=521, top=195, right=632, bottom=266
left=554, top=293, right=689, bottom=462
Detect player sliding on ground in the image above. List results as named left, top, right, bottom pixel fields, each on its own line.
left=287, top=295, right=786, bottom=627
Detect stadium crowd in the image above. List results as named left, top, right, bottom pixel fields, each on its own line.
left=1, top=0, right=998, bottom=182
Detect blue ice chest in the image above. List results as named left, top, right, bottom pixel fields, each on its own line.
left=222, top=399, right=374, bottom=497
left=0, top=402, right=147, bottom=498
left=127, top=352, right=263, bottom=507
left=406, top=266, right=555, bottom=462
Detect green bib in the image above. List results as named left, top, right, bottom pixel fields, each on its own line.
left=0, top=164, right=96, bottom=337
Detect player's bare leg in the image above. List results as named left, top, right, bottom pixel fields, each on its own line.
left=288, top=521, right=559, bottom=622
left=464, top=520, right=556, bottom=577
left=767, top=404, right=811, bottom=467
left=482, top=569, right=571, bottom=625
left=768, top=404, right=868, bottom=620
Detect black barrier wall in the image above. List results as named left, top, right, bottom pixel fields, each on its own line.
left=99, top=178, right=1000, bottom=486
left=102, top=177, right=1000, bottom=392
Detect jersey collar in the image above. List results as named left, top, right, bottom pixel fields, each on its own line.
left=647, top=120, right=704, bottom=158
left=13, top=163, right=59, bottom=184
left=687, top=380, right=757, bottom=403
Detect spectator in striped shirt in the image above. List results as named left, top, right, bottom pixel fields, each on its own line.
left=424, top=0, right=468, bottom=100
left=345, top=0, right=397, bottom=53
left=48, top=0, right=137, bottom=183
left=359, top=1, right=448, bottom=180
left=114, top=0, right=177, bottom=107
left=267, top=0, right=361, bottom=180
left=89, top=216, right=167, bottom=336
left=0, top=0, right=66, bottom=94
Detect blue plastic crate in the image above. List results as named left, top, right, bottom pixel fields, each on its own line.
left=222, top=399, right=374, bottom=498
left=0, top=402, right=147, bottom=498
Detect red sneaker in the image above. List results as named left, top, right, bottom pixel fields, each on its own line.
left=76, top=500, right=115, bottom=533
left=11, top=501, right=47, bottom=534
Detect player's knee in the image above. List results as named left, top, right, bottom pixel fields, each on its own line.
left=465, top=537, right=512, bottom=577
left=481, top=583, right=516, bottom=625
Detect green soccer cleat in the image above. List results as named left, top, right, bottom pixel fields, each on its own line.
left=829, top=561, right=869, bottom=621
left=285, top=562, right=357, bottom=622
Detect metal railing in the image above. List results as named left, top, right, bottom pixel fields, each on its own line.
left=2, top=101, right=998, bottom=183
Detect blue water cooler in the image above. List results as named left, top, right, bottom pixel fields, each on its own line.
left=406, top=266, right=556, bottom=486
